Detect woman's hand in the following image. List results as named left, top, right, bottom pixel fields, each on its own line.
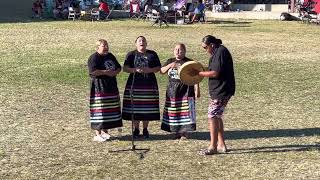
left=92, top=69, right=119, bottom=77
left=105, top=70, right=118, bottom=77
left=140, top=67, right=152, bottom=73
left=160, top=62, right=176, bottom=74
left=135, top=68, right=143, bottom=73
left=169, top=62, right=176, bottom=68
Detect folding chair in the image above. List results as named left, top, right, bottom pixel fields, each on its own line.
left=90, top=8, right=100, bottom=21
left=68, top=7, right=80, bottom=21
left=130, top=1, right=141, bottom=18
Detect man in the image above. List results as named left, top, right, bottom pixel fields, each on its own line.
left=197, top=35, right=235, bottom=155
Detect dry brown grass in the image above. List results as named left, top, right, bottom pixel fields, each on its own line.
left=0, top=19, right=319, bottom=179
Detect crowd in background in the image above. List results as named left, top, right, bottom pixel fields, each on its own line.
left=31, top=0, right=232, bottom=20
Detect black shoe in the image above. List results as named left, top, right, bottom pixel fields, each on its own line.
left=133, top=129, right=140, bottom=138
left=143, top=128, right=149, bottom=139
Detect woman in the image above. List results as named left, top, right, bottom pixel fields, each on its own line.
left=122, top=36, right=161, bottom=139
left=87, top=39, right=123, bottom=142
left=197, top=35, right=235, bottom=155
left=160, top=43, right=200, bottom=139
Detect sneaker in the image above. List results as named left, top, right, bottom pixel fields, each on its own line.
left=133, top=128, right=140, bottom=138
left=101, top=133, right=111, bottom=140
left=93, top=135, right=107, bottom=142
left=143, top=128, right=149, bottom=139
left=180, top=132, right=188, bottom=140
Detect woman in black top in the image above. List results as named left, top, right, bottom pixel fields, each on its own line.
left=122, top=36, right=161, bottom=139
left=160, top=43, right=200, bottom=139
left=87, top=39, right=122, bottom=142
left=198, top=35, right=235, bottom=155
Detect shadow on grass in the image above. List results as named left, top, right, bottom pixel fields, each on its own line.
left=228, top=144, right=320, bottom=154
left=205, top=19, right=252, bottom=25
left=119, top=128, right=320, bottom=141
left=223, top=128, right=320, bottom=140
left=109, top=146, right=150, bottom=160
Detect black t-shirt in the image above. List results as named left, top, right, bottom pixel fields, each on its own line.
left=124, top=49, right=161, bottom=69
left=208, top=45, right=235, bottom=99
left=163, top=57, right=195, bottom=98
left=87, top=52, right=121, bottom=79
left=162, top=57, right=191, bottom=82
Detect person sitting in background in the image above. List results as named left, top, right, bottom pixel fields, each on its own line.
left=62, top=0, right=72, bottom=18
left=188, top=0, right=205, bottom=23
left=53, top=0, right=71, bottom=19
left=99, top=0, right=110, bottom=20
left=32, top=0, right=43, bottom=18
left=53, top=0, right=63, bottom=19
left=222, top=0, right=231, bottom=12
left=70, top=0, right=81, bottom=13
left=142, top=0, right=153, bottom=15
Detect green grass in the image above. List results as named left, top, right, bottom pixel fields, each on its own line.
left=0, top=19, right=319, bottom=179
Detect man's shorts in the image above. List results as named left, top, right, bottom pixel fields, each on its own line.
left=208, top=97, right=231, bottom=119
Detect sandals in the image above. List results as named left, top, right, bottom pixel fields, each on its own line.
left=198, top=148, right=217, bottom=156
left=217, top=147, right=228, bottom=153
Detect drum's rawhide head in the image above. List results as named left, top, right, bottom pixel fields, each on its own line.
left=178, top=61, right=204, bottom=86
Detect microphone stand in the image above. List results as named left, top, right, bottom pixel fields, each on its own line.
left=109, top=69, right=150, bottom=159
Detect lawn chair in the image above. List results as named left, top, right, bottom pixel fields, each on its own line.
left=130, top=1, right=141, bottom=19
left=90, top=8, right=100, bottom=21
left=68, top=7, right=80, bottom=21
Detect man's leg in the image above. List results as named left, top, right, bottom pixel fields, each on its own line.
left=217, top=117, right=227, bottom=151
left=208, top=117, right=219, bottom=150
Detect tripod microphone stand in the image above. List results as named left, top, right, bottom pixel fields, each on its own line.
left=109, top=70, right=150, bottom=159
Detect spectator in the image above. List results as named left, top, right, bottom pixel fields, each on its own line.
left=99, top=0, right=110, bottom=20
left=32, top=0, right=43, bottom=18
left=53, top=0, right=63, bottom=19
left=53, top=0, right=71, bottom=19
left=70, top=0, right=81, bottom=13
left=188, top=0, right=205, bottom=23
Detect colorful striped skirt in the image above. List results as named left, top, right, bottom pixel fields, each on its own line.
left=161, top=96, right=196, bottom=132
left=90, top=92, right=123, bottom=130
left=122, top=86, right=160, bottom=121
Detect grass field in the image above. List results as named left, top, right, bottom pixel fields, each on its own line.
left=0, top=19, right=319, bottom=179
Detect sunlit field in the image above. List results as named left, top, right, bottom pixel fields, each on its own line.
left=0, top=19, right=319, bottom=179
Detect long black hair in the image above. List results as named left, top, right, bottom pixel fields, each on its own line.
left=202, top=35, right=222, bottom=46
